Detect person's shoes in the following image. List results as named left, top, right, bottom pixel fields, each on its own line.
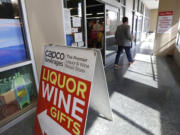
left=114, top=64, right=120, bottom=69
left=131, top=60, right=135, bottom=64
left=129, top=60, right=135, bottom=66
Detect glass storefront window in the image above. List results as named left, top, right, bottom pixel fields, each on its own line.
left=120, top=7, right=125, bottom=24
left=106, top=10, right=118, bottom=36
left=145, top=7, right=150, bottom=17
left=144, top=18, right=149, bottom=33
left=134, top=0, right=139, bottom=11
left=0, top=64, right=37, bottom=126
left=64, top=0, right=85, bottom=47
left=0, top=0, right=30, bottom=67
left=136, top=16, right=143, bottom=42
left=140, top=2, right=144, bottom=14
left=105, top=10, right=118, bottom=58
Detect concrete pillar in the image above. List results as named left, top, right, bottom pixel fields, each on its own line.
left=25, top=0, right=66, bottom=77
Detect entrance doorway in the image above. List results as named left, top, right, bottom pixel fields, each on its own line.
left=86, top=0, right=105, bottom=63
left=86, top=0, right=121, bottom=65
left=86, top=0, right=105, bottom=48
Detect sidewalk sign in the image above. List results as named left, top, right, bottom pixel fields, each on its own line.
left=34, top=45, right=113, bottom=135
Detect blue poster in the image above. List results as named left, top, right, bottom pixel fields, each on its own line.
left=0, top=19, right=27, bottom=67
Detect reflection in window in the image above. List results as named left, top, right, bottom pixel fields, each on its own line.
left=140, top=2, right=144, bottom=14
left=106, top=10, right=118, bottom=36
left=120, top=7, right=125, bottom=24
left=105, top=10, right=118, bottom=57
left=144, top=18, right=149, bottom=33
left=134, top=0, right=139, bottom=11
left=136, top=16, right=143, bottom=41
left=0, top=0, right=29, bottom=67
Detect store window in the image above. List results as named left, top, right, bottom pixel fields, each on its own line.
left=145, top=7, right=150, bottom=17
left=140, top=2, right=144, bottom=14
left=143, top=18, right=149, bottom=33
left=0, top=0, right=29, bottom=67
left=136, top=16, right=143, bottom=41
left=138, top=0, right=141, bottom=12
left=105, top=9, right=118, bottom=58
left=133, top=0, right=139, bottom=11
left=0, top=65, right=37, bottom=125
left=120, top=7, right=125, bottom=24
left=64, top=0, right=85, bottom=47
left=0, top=0, right=38, bottom=127
left=106, top=10, right=118, bottom=37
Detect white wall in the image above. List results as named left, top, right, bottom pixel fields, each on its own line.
left=25, top=0, right=66, bottom=77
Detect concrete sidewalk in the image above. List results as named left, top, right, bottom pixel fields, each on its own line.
left=2, top=41, right=180, bottom=135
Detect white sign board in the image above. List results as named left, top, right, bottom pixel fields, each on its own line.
left=157, top=11, right=173, bottom=33
left=64, top=8, right=72, bottom=34
left=34, top=45, right=113, bottom=135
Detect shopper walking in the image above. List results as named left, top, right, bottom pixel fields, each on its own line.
left=114, top=17, right=134, bottom=69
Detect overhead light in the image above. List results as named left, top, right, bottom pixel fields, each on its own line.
left=97, top=13, right=104, bottom=15
left=11, top=0, right=17, bottom=3
left=86, top=13, right=93, bottom=16
left=87, top=17, right=104, bottom=20
left=14, top=16, right=19, bottom=19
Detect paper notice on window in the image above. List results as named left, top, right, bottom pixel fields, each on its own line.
left=106, top=25, right=110, bottom=32
left=72, top=42, right=78, bottom=47
left=74, top=32, right=83, bottom=42
left=72, top=17, right=81, bottom=27
left=78, top=41, right=84, bottom=47
left=64, top=8, right=72, bottom=34
left=72, top=28, right=78, bottom=33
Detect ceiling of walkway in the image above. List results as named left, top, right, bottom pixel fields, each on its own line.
left=142, top=0, right=159, bottom=9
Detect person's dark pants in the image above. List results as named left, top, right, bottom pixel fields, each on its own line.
left=114, top=46, right=133, bottom=65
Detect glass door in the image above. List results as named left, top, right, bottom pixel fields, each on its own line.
left=136, top=15, right=143, bottom=43
left=105, top=5, right=119, bottom=65
left=132, top=13, right=138, bottom=45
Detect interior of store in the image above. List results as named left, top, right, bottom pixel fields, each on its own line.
left=86, top=0, right=104, bottom=49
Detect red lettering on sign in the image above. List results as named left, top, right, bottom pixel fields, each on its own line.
left=34, top=66, right=91, bottom=135
left=159, top=11, right=173, bottom=16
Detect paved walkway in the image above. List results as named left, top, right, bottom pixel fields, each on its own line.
left=2, top=36, right=180, bottom=135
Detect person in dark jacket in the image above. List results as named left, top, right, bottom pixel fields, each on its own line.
left=114, top=17, right=134, bottom=69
